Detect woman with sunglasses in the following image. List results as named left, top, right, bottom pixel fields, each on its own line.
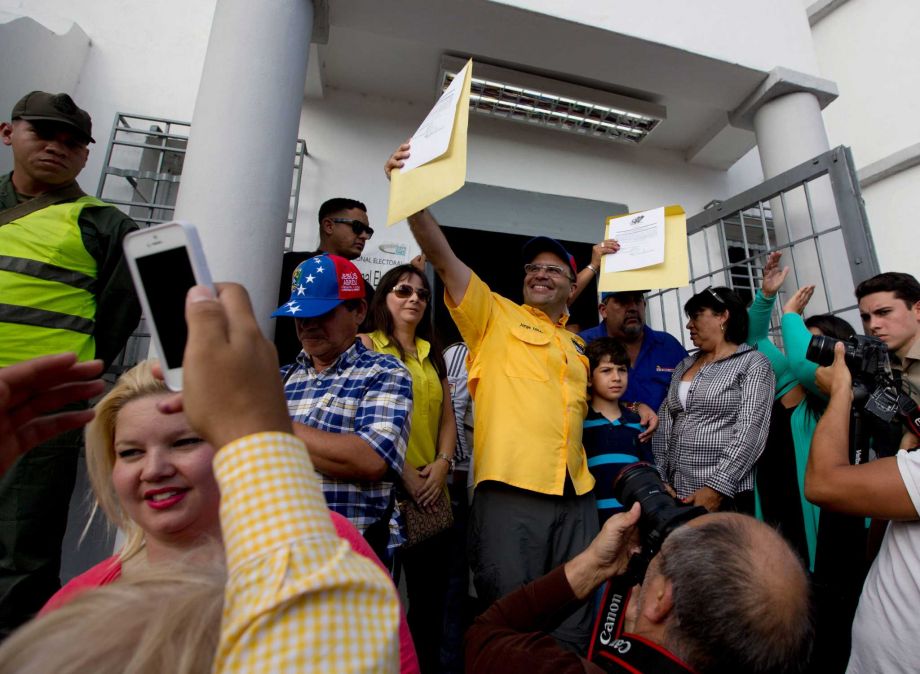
left=361, top=263, right=456, bottom=674
left=651, top=286, right=775, bottom=513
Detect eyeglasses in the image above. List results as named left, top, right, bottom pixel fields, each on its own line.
left=523, top=263, right=573, bottom=280
left=331, top=218, right=374, bottom=238
left=391, top=284, right=431, bottom=302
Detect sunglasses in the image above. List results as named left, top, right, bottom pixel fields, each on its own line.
left=391, top=284, right=431, bottom=302
left=705, top=287, right=726, bottom=305
left=523, top=263, right=573, bottom=280
left=331, top=218, right=374, bottom=238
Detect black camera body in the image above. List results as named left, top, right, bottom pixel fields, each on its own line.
left=588, top=463, right=706, bottom=667
left=611, top=462, right=707, bottom=579
left=807, top=334, right=888, bottom=384
left=805, top=335, right=920, bottom=454
left=806, top=334, right=920, bottom=443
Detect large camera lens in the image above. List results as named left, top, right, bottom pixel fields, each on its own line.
left=805, top=334, right=840, bottom=367
left=613, top=462, right=705, bottom=557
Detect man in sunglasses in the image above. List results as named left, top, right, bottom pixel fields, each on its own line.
left=275, top=198, right=377, bottom=364
left=386, top=144, right=608, bottom=654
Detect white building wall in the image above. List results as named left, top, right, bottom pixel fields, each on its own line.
left=859, top=165, right=920, bottom=276
left=494, top=0, right=820, bottom=75
left=809, top=0, right=919, bottom=273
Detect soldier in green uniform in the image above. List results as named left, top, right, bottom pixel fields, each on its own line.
left=0, top=91, right=140, bottom=637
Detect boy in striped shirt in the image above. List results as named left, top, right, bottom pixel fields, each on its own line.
left=583, top=337, right=653, bottom=526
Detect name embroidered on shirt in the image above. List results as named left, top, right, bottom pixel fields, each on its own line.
left=518, top=322, right=544, bottom=333
left=656, top=365, right=676, bottom=372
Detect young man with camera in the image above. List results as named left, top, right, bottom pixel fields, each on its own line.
left=807, top=340, right=920, bottom=672
left=856, top=272, right=920, bottom=447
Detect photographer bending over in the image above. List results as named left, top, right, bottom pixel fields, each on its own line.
left=807, top=341, right=920, bottom=673
left=466, top=504, right=812, bottom=674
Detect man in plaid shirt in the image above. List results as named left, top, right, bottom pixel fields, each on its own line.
left=273, top=253, right=412, bottom=560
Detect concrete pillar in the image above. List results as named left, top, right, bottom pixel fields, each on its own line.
left=751, top=89, right=852, bottom=315
left=174, top=0, right=314, bottom=337
left=753, top=92, right=830, bottom=177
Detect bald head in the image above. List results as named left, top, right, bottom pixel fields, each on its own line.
left=656, top=513, right=812, bottom=674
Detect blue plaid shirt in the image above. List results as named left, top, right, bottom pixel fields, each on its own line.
left=281, top=339, right=412, bottom=549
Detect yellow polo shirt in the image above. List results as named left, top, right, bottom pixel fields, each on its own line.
left=446, top=272, right=593, bottom=496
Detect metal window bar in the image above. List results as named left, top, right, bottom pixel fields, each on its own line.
left=647, top=146, right=878, bottom=350
left=286, top=139, right=308, bottom=252
left=802, top=179, right=834, bottom=310
left=98, top=112, right=308, bottom=375
left=97, top=113, right=191, bottom=229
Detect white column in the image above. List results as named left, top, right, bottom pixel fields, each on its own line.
left=752, top=91, right=851, bottom=314
left=753, top=92, right=830, bottom=177
left=174, top=0, right=314, bottom=337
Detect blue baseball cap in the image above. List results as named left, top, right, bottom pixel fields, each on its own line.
left=601, top=290, right=649, bottom=302
left=521, top=236, right=577, bottom=278
left=271, top=253, right=365, bottom=319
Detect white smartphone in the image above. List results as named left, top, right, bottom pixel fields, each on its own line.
left=122, top=221, right=214, bottom=391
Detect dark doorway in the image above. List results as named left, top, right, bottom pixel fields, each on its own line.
left=432, top=226, right=600, bottom=345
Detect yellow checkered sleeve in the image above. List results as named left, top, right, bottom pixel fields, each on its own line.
left=212, top=432, right=400, bottom=673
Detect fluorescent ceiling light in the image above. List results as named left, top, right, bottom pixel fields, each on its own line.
left=439, top=56, right=666, bottom=145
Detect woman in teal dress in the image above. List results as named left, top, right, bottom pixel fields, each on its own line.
left=748, top=253, right=858, bottom=568
left=748, top=252, right=873, bottom=673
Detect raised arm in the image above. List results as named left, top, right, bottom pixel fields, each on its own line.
left=178, top=283, right=400, bottom=672
left=569, top=239, right=620, bottom=306
left=781, top=286, right=823, bottom=396
left=745, top=252, right=791, bottom=398
left=386, top=144, right=472, bottom=305
left=747, top=251, right=788, bottom=345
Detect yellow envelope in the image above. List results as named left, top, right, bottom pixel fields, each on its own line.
left=387, top=59, right=473, bottom=225
left=598, top=205, right=689, bottom=292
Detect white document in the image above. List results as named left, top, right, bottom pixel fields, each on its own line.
left=602, top=206, right=666, bottom=273
left=399, top=61, right=470, bottom=173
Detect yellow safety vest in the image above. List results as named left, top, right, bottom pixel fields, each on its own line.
left=0, top=197, right=105, bottom=366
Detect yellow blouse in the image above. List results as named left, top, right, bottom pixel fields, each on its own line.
left=369, top=330, right=443, bottom=469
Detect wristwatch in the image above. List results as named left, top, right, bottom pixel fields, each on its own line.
left=436, top=452, right=455, bottom=473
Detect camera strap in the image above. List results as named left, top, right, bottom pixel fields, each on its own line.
left=0, top=182, right=86, bottom=226
left=591, top=634, right=697, bottom=674
left=588, top=576, right=633, bottom=660
left=896, top=391, right=920, bottom=439
left=588, top=575, right=697, bottom=673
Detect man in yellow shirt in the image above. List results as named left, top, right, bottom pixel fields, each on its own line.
left=387, top=138, right=610, bottom=653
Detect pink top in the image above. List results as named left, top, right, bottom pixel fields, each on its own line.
left=42, top=512, right=420, bottom=674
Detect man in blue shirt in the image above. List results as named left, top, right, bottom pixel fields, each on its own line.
left=579, top=290, right=687, bottom=412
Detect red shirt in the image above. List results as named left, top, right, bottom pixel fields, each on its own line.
left=42, top=512, right=420, bottom=674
